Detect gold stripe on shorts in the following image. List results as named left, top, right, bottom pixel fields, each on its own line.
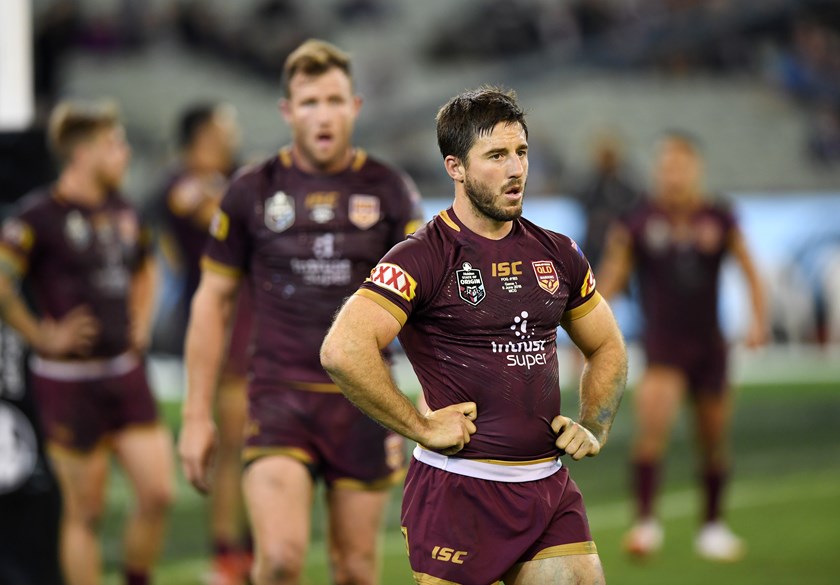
left=412, top=572, right=465, bottom=585
left=332, top=468, right=406, bottom=492
left=531, top=540, right=598, bottom=560
left=241, top=446, right=313, bottom=465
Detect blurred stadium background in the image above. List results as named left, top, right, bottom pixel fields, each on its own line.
left=2, top=0, right=839, bottom=584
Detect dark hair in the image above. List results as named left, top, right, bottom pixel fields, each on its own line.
left=435, top=86, right=528, bottom=162
left=48, top=100, right=120, bottom=164
left=178, top=103, right=221, bottom=149
left=283, top=39, right=352, bottom=98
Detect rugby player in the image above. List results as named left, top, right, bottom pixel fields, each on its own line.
left=321, top=86, right=628, bottom=585
left=178, top=39, right=423, bottom=585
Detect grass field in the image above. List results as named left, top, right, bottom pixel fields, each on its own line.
left=101, top=379, right=840, bottom=585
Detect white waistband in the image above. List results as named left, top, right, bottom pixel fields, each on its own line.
left=412, top=445, right=562, bottom=483
left=29, top=351, right=139, bottom=381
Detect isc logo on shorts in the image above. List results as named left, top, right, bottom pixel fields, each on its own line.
left=431, top=546, right=469, bottom=564
left=367, top=262, right=417, bottom=301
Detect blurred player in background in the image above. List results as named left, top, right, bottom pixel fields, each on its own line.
left=178, top=39, right=423, bottom=585
left=0, top=101, right=174, bottom=585
left=597, top=131, right=768, bottom=561
left=155, top=103, right=252, bottom=585
left=321, top=86, right=627, bottom=585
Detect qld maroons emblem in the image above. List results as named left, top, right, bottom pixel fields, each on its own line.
left=456, top=262, right=486, bottom=306
left=348, top=194, right=380, bottom=230
left=265, top=191, right=295, bottom=233
left=532, top=260, right=560, bottom=295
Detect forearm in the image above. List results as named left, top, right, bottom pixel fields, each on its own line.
left=322, top=334, right=427, bottom=444
left=578, top=336, right=627, bottom=446
left=183, top=290, right=233, bottom=420
left=130, top=258, right=157, bottom=341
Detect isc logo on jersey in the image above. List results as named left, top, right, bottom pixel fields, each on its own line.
left=367, top=262, right=417, bottom=301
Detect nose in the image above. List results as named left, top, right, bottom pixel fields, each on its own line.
left=507, top=153, right=525, bottom=178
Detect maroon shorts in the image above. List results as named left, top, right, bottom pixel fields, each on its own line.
left=223, top=286, right=253, bottom=379
left=243, top=386, right=404, bottom=489
left=645, top=334, right=728, bottom=396
left=400, top=461, right=596, bottom=585
left=30, top=355, right=158, bottom=453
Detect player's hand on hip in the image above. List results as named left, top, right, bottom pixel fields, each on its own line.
left=421, top=402, right=477, bottom=456
left=744, top=320, right=769, bottom=349
left=37, top=305, right=100, bottom=357
left=178, top=416, right=218, bottom=495
left=552, top=415, right=601, bottom=460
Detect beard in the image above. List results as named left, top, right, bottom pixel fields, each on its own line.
left=464, top=175, right=524, bottom=222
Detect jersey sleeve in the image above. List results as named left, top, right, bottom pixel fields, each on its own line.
left=388, top=172, right=425, bottom=245
left=355, top=231, right=440, bottom=327
left=201, top=174, right=252, bottom=278
left=0, top=209, right=38, bottom=280
left=561, top=237, right=601, bottom=323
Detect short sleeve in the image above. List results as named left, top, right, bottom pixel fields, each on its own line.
left=0, top=212, right=37, bottom=279
left=201, top=175, right=252, bottom=278
left=355, top=232, right=440, bottom=327
left=389, top=172, right=425, bottom=245
left=561, top=238, right=601, bottom=322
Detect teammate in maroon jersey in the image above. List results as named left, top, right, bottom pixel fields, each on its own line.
left=321, top=87, right=627, bottom=585
left=157, top=103, right=252, bottom=585
left=598, top=132, right=768, bottom=561
left=178, top=40, right=423, bottom=585
left=0, top=101, right=174, bottom=585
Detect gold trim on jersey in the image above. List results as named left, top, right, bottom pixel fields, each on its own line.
left=562, top=291, right=602, bottom=322
left=351, top=148, right=367, bottom=171
left=354, top=289, right=408, bottom=326
left=200, top=256, right=242, bottom=278
left=288, top=381, right=342, bottom=394
left=471, top=455, right=559, bottom=466
left=242, top=446, right=313, bottom=465
left=0, top=244, right=26, bottom=277
left=331, top=468, right=406, bottom=492
left=530, top=541, right=598, bottom=560
left=279, top=146, right=293, bottom=168
left=438, top=209, right=460, bottom=232
left=412, top=572, right=467, bottom=585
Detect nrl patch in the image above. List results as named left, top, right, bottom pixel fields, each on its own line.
left=532, top=260, right=560, bottom=295
left=456, top=262, right=486, bottom=306
left=64, top=210, right=91, bottom=250
left=265, top=191, right=295, bottom=233
left=349, top=194, right=380, bottom=230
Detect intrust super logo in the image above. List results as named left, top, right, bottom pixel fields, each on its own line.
left=367, top=262, right=417, bottom=301
left=490, top=311, right=551, bottom=370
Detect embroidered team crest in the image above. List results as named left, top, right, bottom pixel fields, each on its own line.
left=532, top=260, right=560, bottom=295
left=64, top=211, right=91, bottom=250
left=456, top=262, right=486, bottom=306
left=265, top=191, right=295, bottom=233
left=349, top=194, right=380, bottom=230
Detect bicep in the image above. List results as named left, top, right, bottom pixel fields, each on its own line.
left=562, top=299, right=623, bottom=358
left=329, top=294, right=402, bottom=352
left=194, top=269, right=241, bottom=307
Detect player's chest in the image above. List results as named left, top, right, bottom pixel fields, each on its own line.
left=249, top=186, right=389, bottom=258
left=46, top=209, right=138, bottom=268
left=640, top=214, right=726, bottom=259
left=431, top=248, right=572, bottom=334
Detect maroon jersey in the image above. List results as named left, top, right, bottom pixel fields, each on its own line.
left=158, top=167, right=227, bottom=302
left=357, top=207, right=600, bottom=462
left=620, top=199, right=736, bottom=344
left=203, top=147, right=423, bottom=394
left=0, top=188, right=151, bottom=358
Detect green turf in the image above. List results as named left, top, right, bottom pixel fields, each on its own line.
left=101, top=380, right=840, bottom=584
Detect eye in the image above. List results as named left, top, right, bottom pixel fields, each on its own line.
left=490, top=152, right=504, bottom=160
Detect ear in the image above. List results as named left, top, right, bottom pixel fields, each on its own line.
left=352, top=94, right=363, bottom=117
left=279, top=98, right=291, bottom=124
left=444, top=155, right=465, bottom=183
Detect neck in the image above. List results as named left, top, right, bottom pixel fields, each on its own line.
left=56, top=168, right=108, bottom=206
left=290, top=144, right=354, bottom=175
left=184, top=149, right=227, bottom=176
left=452, top=192, right=513, bottom=240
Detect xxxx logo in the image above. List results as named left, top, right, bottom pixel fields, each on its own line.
left=368, top=263, right=417, bottom=301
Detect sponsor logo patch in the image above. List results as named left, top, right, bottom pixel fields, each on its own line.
left=64, top=211, right=91, bottom=250
left=305, top=191, right=338, bottom=223
left=349, top=194, right=380, bottom=230
left=456, top=262, right=486, bottom=306
left=265, top=191, right=295, bottom=233
left=532, top=260, right=559, bottom=295
left=368, top=262, right=417, bottom=301
left=209, top=210, right=230, bottom=241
